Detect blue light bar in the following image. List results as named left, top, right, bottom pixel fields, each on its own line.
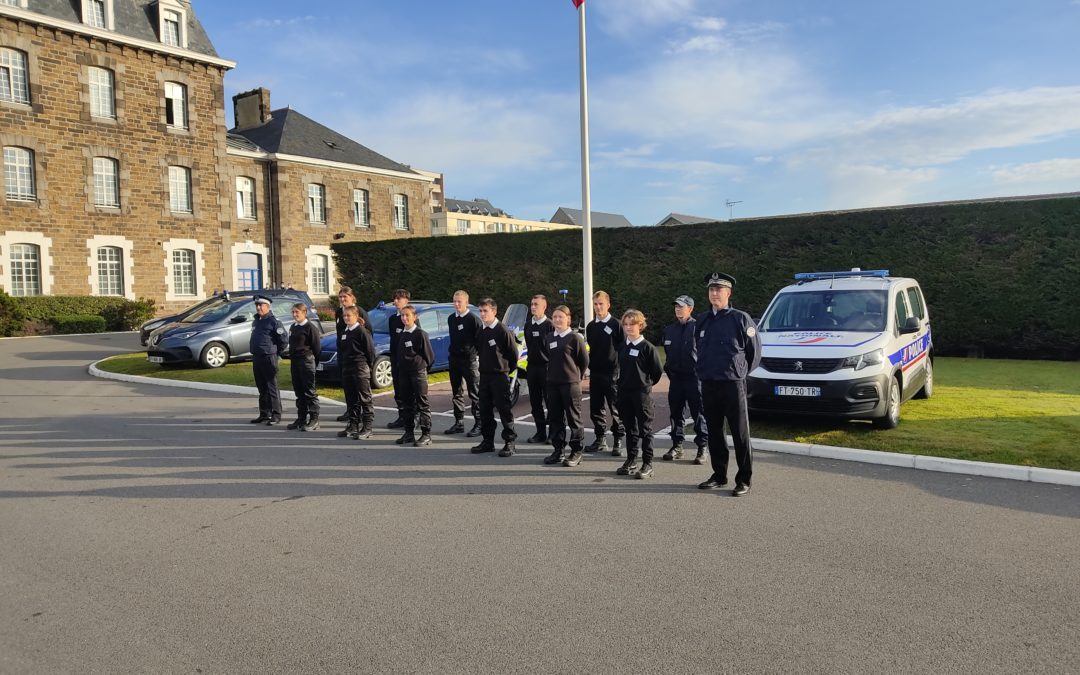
left=794, top=269, right=890, bottom=281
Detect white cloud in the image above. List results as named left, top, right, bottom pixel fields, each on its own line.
left=990, top=158, right=1080, bottom=185
left=591, top=0, right=699, bottom=36
left=691, top=16, right=726, bottom=31
left=824, top=165, right=939, bottom=209
left=668, top=34, right=729, bottom=54
left=243, top=16, right=315, bottom=29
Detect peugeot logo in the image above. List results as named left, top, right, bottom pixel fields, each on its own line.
left=794, top=361, right=804, bottom=371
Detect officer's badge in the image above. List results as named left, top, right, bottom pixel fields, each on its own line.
left=746, top=326, right=757, bottom=338
left=277, top=327, right=286, bottom=335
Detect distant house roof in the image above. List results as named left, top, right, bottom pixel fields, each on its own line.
left=226, top=133, right=262, bottom=153
left=655, top=213, right=720, bottom=227
left=549, top=207, right=630, bottom=228
left=444, top=198, right=508, bottom=217
left=229, top=108, right=418, bottom=176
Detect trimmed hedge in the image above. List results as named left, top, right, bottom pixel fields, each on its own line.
left=0, top=289, right=27, bottom=337
left=333, top=196, right=1080, bottom=359
left=16, top=296, right=156, bottom=332
left=52, top=314, right=107, bottom=334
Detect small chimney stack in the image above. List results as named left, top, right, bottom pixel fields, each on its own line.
left=232, top=87, right=272, bottom=131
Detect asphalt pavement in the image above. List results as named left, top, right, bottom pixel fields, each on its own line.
left=1, top=333, right=1077, bottom=674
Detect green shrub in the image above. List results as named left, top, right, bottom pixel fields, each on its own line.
left=15, top=296, right=157, bottom=331
left=100, top=298, right=157, bottom=331
left=51, top=314, right=107, bottom=334
left=0, top=288, right=27, bottom=337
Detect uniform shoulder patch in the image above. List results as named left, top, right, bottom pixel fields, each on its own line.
left=746, top=326, right=757, bottom=338
left=277, top=326, right=286, bottom=335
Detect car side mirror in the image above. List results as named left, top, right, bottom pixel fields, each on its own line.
left=230, top=315, right=249, bottom=324
left=899, top=316, right=920, bottom=335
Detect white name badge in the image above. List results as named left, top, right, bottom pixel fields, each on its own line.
left=629, top=348, right=640, bottom=357
left=549, top=341, right=558, bottom=349
left=404, top=340, right=413, bottom=347
left=604, top=326, right=613, bottom=335
left=699, top=331, right=706, bottom=338
left=457, top=324, right=464, bottom=330
left=664, top=339, right=672, bottom=345
left=488, top=339, right=497, bottom=346
left=395, top=328, right=402, bottom=333
left=340, top=334, right=346, bottom=341
left=532, top=331, right=539, bottom=337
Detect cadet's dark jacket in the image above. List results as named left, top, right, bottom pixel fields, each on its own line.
left=478, top=320, right=518, bottom=374
left=335, top=306, right=371, bottom=337
left=338, top=324, right=375, bottom=369
left=585, top=315, right=623, bottom=374
left=523, top=316, right=555, bottom=370
left=448, top=311, right=482, bottom=358
left=288, top=320, right=322, bottom=359
left=389, top=312, right=422, bottom=357
left=695, top=306, right=762, bottom=381
left=395, top=326, right=434, bottom=374
left=618, top=338, right=663, bottom=391
left=662, top=317, right=700, bottom=377
left=250, top=312, right=288, bottom=357
left=547, top=330, right=589, bottom=385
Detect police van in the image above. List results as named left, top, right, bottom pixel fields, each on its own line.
left=747, top=269, right=932, bottom=428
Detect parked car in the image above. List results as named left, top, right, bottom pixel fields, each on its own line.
left=145, top=292, right=323, bottom=368
left=746, top=269, right=932, bottom=429
left=139, top=288, right=317, bottom=345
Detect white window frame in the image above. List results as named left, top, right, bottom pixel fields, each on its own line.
left=3, top=146, right=35, bottom=201
left=93, top=156, right=119, bottom=208
left=171, top=248, right=195, bottom=296
left=161, top=238, right=204, bottom=302
left=393, top=193, right=409, bottom=230
left=0, top=1, right=30, bottom=9
left=229, top=241, right=269, bottom=293
left=456, top=218, right=468, bottom=235
left=310, top=254, right=329, bottom=295
left=0, top=231, right=53, bottom=296
left=8, top=242, right=40, bottom=296
left=168, top=165, right=192, bottom=214
left=235, top=176, right=255, bottom=220
left=352, top=188, right=369, bottom=227
left=88, top=66, right=115, bottom=119
left=86, top=235, right=134, bottom=299
left=307, top=183, right=326, bottom=223
left=82, top=0, right=113, bottom=30
left=0, top=47, right=30, bottom=105
left=96, top=246, right=124, bottom=296
left=164, top=81, right=187, bottom=129
left=161, top=10, right=183, bottom=47
left=304, top=245, right=335, bottom=299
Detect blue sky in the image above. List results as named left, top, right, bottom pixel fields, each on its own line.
left=197, top=0, right=1080, bottom=224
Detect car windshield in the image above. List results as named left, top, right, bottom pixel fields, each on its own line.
left=183, top=299, right=243, bottom=324
left=760, top=289, right=888, bottom=332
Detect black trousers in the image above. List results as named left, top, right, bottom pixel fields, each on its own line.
left=391, top=363, right=404, bottom=418
left=399, top=368, right=431, bottom=434
left=588, top=370, right=623, bottom=440
left=290, top=354, right=319, bottom=422
left=617, top=387, right=655, bottom=464
left=701, top=379, right=753, bottom=486
left=546, top=382, right=583, bottom=452
left=342, top=362, right=374, bottom=428
left=252, top=354, right=281, bottom=418
left=526, top=365, right=548, bottom=430
left=668, top=372, right=709, bottom=448
left=448, top=353, right=480, bottom=422
left=479, top=372, right=516, bottom=443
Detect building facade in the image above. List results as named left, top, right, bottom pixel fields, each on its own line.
left=431, top=198, right=580, bottom=237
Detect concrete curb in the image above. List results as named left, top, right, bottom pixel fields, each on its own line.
left=1, top=330, right=137, bottom=341
left=88, top=358, right=1080, bottom=488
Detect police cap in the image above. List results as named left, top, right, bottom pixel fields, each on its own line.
left=704, top=272, right=736, bottom=289
left=254, top=295, right=271, bottom=306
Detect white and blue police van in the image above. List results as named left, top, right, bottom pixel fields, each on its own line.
left=747, top=269, right=932, bottom=428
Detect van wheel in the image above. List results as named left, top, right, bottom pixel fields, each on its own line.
left=509, top=373, right=521, bottom=407
left=873, top=376, right=901, bottom=429
left=371, top=356, right=393, bottom=390
left=914, top=358, right=933, bottom=399
left=200, top=342, right=230, bottom=369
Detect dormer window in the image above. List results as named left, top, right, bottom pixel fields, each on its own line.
left=82, top=0, right=113, bottom=30
left=154, top=0, right=188, bottom=48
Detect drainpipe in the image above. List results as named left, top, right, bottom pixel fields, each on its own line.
left=265, top=159, right=280, bottom=287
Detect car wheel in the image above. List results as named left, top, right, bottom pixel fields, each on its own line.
left=371, top=356, right=393, bottom=390
left=914, top=358, right=933, bottom=399
left=200, top=342, right=230, bottom=369
left=873, top=376, right=901, bottom=429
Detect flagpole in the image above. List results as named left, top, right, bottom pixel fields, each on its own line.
left=577, top=0, right=594, bottom=325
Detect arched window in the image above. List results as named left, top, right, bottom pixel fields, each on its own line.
left=93, top=157, right=119, bottom=207
left=3, top=146, right=35, bottom=201
left=88, top=66, right=115, bottom=119
left=10, top=243, right=41, bottom=296
left=0, top=48, right=29, bottom=104
left=310, top=254, right=329, bottom=295
left=168, top=165, right=192, bottom=213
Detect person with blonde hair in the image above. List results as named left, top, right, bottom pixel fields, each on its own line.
left=585, top=290, right=624, bottom=456
left=542, top=305, right=589, bottom=467
left=615, top=309, right=663, bottom=479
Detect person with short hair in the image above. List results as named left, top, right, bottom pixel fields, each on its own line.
left=445, top=290, right=483, bottom=437
left=395, top=304, right=435, bottom=446
left=543, top=305, right=589, bottom=467
left=337, top=306, right=375, bottom=440
left=615, top=309, right=663, bottom=478
left=334, top=286, right=371, bottom=422
left=523, top=294, right=554, bottom=444
left=662, top=295, right=709, bottom=463
left=585, top=290, right=624, bottom=456
left=249, top=296, right=288, bottom=425
left=387, top=288, right=416, bottom=429
left=471, top=298, right=519, bottom=457
left=287, top=302, right=323, bottom=431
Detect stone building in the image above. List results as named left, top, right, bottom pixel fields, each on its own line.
left=430, top=197, right=580, bottom=237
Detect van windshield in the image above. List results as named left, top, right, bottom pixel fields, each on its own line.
left=760, top=290, right=888, bottom=332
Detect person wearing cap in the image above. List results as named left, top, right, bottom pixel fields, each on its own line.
left=661, top=295, right=709, bottom=464
left=523, top=294, right=554, bottom=444
left=695, top=272, right=761, bottom=496
left=584, top=290, right=624, bottom=456
left=249, top=295, right=289, bottom=425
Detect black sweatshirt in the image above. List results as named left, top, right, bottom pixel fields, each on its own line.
left=617, top=338, right=663, bottom=391
left=395, top=326, right=434, bottom=374
left=288, top=321, right=322, bottom=359
left=335, top=306, right=371, bottom=337
left=523, top=316, right=555, bottom=370
left=389, top=312, right=423, bottom=357
left=448, top=311, right=482, bottom=358
left=546, top=330, right=589, bottom=385
left=478, top=321, right=518, bottom=374
left=586, top=315, right=623, bottom=375
left=338, top=323, right=375, bottom=370
left=661, top=317, right=699, bottom=376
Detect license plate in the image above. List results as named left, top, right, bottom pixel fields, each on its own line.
left=316, top=364, right=324, bottom=372
left=775, top=385, right=821, bottom=397
left=148, top=356, right=164, bottom=364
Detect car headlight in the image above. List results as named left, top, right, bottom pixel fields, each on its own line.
left=841, top=348, right=884, bottom=371
left=144, top=320, right=164, bottom=331
left=174, top=331, right=201, bottom=339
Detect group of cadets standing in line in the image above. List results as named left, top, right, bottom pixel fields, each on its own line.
left=245, top=271, right=761, bottom=497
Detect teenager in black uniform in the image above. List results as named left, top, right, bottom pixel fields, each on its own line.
left=542, top=305, right=589, bottom=467
left=615, top=309, right=663, bottom=479
left=524, top=294, right=554, bottom=443
left=287, top=303, right=322, bottom=431
left=334, top=286, right=370, bottom=422
left=249, top=296, right=288, bottom=425
left=585, top=290, right=624, bottom=456
left=395, top=305, right=435, bottom=447
left=471, top=298, right=519, bottom=457
left=336, top=306, right=375, bottom=440
left=387, top=289, right=412, bottom=429
left=661, top=294, right=710, bottom=463
left=444, top=290, right=483, bottom=437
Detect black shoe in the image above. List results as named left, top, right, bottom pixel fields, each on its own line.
left=415, top=433, right=432, bottom=447
left=498, top=442, right=516, bottom=457
left=732, top=483, right=751, bottom=497
left=286, top=419, right=304, bottom=430
left=250, top=415, right=269, bottom=424
left=694, top=447, right=707, bottom=465
left=562, top=450, right=584, bottom=467
left=526, top=432, right=547, bottom=444
left=585, top=438, right=607, bottom=454
left=395, top=433, right=415, bottom=445
left=355, top=426, right=372, bottom=440
left=471, top=442, right=495, bottom=454
left=335, top=413, right=349, bottom=422
left=635, top=463, right=654, bottom=479
left=611, top=436, right=624, bottom=458
left=444, top=421, right=465, bottom=435
left=663, top=444, right=684, bottom=461
left=266, top=416, right=281, bottom=426
left=544, top=450, right=566, bottom=465
left=465, top=422, right=483, bottom=438
left=616, top=459, right=640, bottom=476
left=387, top=417, right=405, bottom=429
left=698, top=475, right=728, bottom=490
left=337, top=425, right=356, bottom=438
left=301, top=419, right=320, bottom=432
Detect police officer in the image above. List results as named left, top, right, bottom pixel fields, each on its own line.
left=695, top=272, right=761, bottom=496
left=523, top=294, right=554, bottom=443
left=249, top=296, right=288, bottom=426
left=662, top=295, right=709, bottom=464
left=444, top=290, right=483, bottom=437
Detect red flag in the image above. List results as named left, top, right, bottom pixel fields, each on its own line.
left=571, top=0, right=585, bottom=7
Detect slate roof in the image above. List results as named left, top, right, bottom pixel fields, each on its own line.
left=655, top=212, right=719, bottom=227
left=17, top=0, right=220, bottom=58
left=550, top=207, right=630, bottom=228
left=229, top=108, right=418, bottom=176
left=444, top=198, right=507, bottom=217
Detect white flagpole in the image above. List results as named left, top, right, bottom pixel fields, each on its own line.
left=578, top=1, right=594, bottom=324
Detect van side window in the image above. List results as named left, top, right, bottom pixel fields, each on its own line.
left=894, top=292, right=910, bottom=332
left=906, top=287, right=925, bottom=320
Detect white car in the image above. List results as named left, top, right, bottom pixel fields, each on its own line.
left=747, top=269, right=933, bottom=428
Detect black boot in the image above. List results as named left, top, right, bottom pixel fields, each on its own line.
left=287, top=418, right=305, bottom=430
left=395, top=431, right=416, bottom=445
left=471, top=440, right=495, bottom=453
left=526, top=431, right=547, bottom=444
left=250, top=414, right=269, bottom=424
left=338, top=423, right=357, bottom=438
left=544, top=449, right=566, bottom=465
left=498, top=441, right=516, bottom=457
left=302, top=417, right=320, bottom=432
left=387, top=417, right=405, bottom=429
left=585, top=436, right=607, bottom=453
left=611, top=436, right=624, bottom=457
left=355, top=425, right=372, bottom=440
left=335, top=412, right=349, bottom=422
left=415, top=432, right=432, bottom=447
left=617, top=457, right=640, bottom=476
left=562, top=450, right=584, bottom=467
left=444, top=419, right=465, bottom=435
left=663, top=443, right=684, bottom=461
left=465, top=420, right=483, bottom=438
left=694, top=447, right=708, bottom=465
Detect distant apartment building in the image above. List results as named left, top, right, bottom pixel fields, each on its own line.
left=431, top=198, right=580, bottom=236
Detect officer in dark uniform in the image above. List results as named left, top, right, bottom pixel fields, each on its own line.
left=661, top=295, right=709, bottom=464
left=523, top=294, right=555, bottom=443
left=249, top=296, right=288, bottom=425
left=695, top=272, right=761, bottom=496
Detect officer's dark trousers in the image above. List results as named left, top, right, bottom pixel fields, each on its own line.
left=546, top=382, right=583, bottom=452
left=588, top=370, right=623, bottom=441
left=701, top=379, right=753, bottom=486
left=668, top=372, right=709, bottom=448
left=342, top=362, right=374, bottom=428
left=391, top=366, right=404, bottom=419
left=252, top=354, right=281, bottom=418
left=479, top=372, right=516, bottom=444
left=399, top=368, right=431, bottom=434
left=617, top=387, right=655, bottom=464
left=526, top=365, right=548, bottom=431
left=290, top=354, right=319, bottom=422
left=448, top=354, right=480, bottom=423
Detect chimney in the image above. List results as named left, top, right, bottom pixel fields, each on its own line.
left=232, top=88, right=272, bottom=131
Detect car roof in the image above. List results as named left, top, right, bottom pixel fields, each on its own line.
left=778, top=276, right=916, bottom=293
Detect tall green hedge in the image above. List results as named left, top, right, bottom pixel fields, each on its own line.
left=333, top=196, right=1080, bottom=359
left=14, top=296, right=156, bottom=333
